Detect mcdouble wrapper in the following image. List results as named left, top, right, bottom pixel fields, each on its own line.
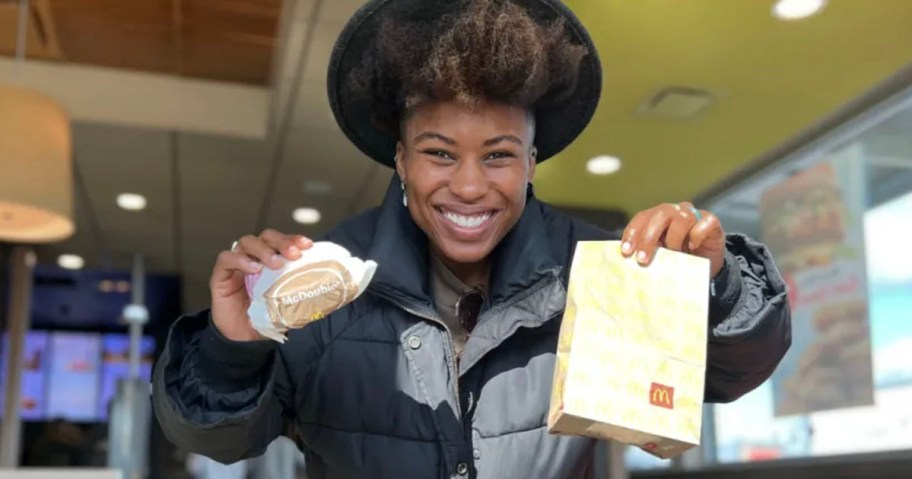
left=245, top=242, right=378, bottom=342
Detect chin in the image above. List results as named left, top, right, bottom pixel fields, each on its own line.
left=435, top=240, right=495, bottom=265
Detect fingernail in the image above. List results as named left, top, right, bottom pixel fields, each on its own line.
left=288, top=245, right=300, bottom=255
left=245, top=260, right=263, bottom=272
left=622, top=242, right=632, bottom=254
left=270, top=254, right=284, bottom=266
left=637, top=251, right=648, bottom=264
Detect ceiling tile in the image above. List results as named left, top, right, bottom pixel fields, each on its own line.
left=317, top=0, right=366, bottom=23
left=71, top=122, right=176, bottom=273
left=289, top=79, right=335, bottom=132
left=177, top=132, right=272, bottom=249
left=278, top=123, right=373, bottom=202
left=176, top=131, right=273, bottom=309
left=301, top=20, right=344, bottom=83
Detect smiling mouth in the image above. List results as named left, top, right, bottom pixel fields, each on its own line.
left=436, top=207, right=497, bottom=229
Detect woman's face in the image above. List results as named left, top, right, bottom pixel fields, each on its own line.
left=396, top=100, right=536, bottom=267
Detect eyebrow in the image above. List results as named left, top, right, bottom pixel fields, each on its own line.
left=413, top=132, right=455, bottom=145
left=483, top=135, right=523, bottom=147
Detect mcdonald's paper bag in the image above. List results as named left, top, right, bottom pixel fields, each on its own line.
left=548, top=241, right=710, bottom=459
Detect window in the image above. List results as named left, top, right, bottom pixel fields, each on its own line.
left=621, top=82, right=912, bottom=474
left=705, top=86, right=912, bottom=463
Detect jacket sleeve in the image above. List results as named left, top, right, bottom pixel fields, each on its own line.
left=152, top=310, right=294, bottom=464
left=703, top=233, right=792, bottom=403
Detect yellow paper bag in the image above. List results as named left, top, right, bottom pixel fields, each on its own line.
left=548, top=241, right=710, bottom=459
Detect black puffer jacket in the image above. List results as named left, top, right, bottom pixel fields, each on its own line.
left=153, top=177, right=791, bottom=479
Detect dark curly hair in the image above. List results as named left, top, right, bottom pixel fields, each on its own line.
left=349, top=0, right=588, bottom=137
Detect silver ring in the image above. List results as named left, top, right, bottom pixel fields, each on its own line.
left=230, top=241, right=240, bottom=253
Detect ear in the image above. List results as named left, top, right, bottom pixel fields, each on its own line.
left=395, top=141, right=407, bottom=183
left=527, top=147, right=537, bottom=182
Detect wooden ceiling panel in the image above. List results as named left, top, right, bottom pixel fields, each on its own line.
left=0, top=0, right=63, bottom=59
left=182, top=0, right=280, bottom=37
left=53, top=20, right=174, bottom=74
left=3, top=0, right=281, bottom=85
left=180, top=29, right=274, bottom=85
left=47, top=0, right=173, bottom=27
left=45, top=0, right=174, bottom=74
left=180, top=0, right=280, bottom=85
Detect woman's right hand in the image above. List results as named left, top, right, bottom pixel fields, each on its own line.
left=210, top=229, right=313, bottom=341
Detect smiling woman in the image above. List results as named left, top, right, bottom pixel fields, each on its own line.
left=347, top=0, right=588, bottom=285
left=152, top=1, right=792, bottom=478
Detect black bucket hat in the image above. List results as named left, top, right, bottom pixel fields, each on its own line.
left=327, top=0, right=602, bottom=168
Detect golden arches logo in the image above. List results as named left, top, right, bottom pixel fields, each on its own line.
left=649, top=382, right=675, bottom=409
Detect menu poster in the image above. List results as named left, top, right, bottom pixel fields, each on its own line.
left=20, top=332, right=50, bottom=419
left=46, top=332, right=102, bottom=421
left=98, top=334, right=155, bottom=419
left=0, top=332, right=50, bottom=420
left=762, top=148, right=875, bottom=416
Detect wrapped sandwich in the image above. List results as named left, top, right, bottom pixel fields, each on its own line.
left=245, top=242, right=378, bottom=342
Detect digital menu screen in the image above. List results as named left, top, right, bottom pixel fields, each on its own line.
left=0, top=331, right=155, bottom=422
left=46, top=332, right=102, bottom=421
left=0, top=332, right=49, bottom=420
left=20, top=331, right=49, bottom=420
left=98, top=334, right=155, bottom=420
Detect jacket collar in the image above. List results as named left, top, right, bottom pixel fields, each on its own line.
left=366, top=174, right=562, bottom=311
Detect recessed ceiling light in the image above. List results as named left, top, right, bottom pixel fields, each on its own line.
left=773, top=0, right=827, bottom=21
left=116, top=193, right=147, bottom=211
left=293, top=207, right=321, bottom=225
left=58, top=254, right=84, bottom=270
left=586, top=155, right=622, bottom=175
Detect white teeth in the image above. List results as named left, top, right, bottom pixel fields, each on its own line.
left=442, top=210, right=492, bottom=229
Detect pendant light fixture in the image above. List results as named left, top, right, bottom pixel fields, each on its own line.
left=0, top=0, right=74, bottom=243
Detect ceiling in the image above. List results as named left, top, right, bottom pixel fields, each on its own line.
left=0, top=0, right=281, bottom=85
left=536, top=0, right=912, bottom=213
left=11, top=0, right=912, bottom=312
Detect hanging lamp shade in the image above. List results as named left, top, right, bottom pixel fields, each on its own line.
left=0, top=84, right=74, bottom=243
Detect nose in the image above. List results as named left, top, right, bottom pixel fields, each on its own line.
left=449, top=159, right=488, bottom=202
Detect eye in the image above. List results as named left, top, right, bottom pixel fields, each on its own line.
left=485, top=151, right=515, bottom=163
left=422, top=149, right=454, bottom=161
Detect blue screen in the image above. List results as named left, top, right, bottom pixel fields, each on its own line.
left=0, top=331, right=155, bottom=422
left=98, top=334, right=155, bottom=420
left=0, top=331, right=49, bottom=420
left=45, top=332, right=102, bottom=421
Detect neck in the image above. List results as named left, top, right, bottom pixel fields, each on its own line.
left=433, top=247, right=490, bottom=288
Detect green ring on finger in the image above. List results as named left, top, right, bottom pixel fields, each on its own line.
left=690, top=206, right=703, bottom=221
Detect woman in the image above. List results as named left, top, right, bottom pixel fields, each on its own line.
left=153, top=1, right=790, bottom=478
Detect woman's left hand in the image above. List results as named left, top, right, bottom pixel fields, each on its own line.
left=621, top=202, right=726, bottom=278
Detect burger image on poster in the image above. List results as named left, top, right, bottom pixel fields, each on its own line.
left=245, top=242, right=378, bottom=342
